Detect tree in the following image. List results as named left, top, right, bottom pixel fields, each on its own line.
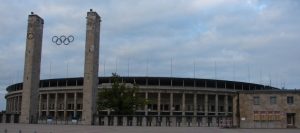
left=97, top=73, right=146, bottom=115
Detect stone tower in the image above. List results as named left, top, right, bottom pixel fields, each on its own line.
left=82, top=9, right=101, bottom=125
left=20, top=13, right=44, bottom=123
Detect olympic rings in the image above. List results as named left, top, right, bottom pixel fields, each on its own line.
left=52, top=35, right=74, bottom=45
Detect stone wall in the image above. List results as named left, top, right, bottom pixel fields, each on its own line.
left=239, top=91, right=300, bottom=128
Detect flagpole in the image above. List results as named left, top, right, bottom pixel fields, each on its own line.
left=171, top=58, right=173, bottom=77
left=49, top=61, right=52, bottom=79
left=127, top=58, right=130, bottom=77
left=214, top=61, right=217, bottom=79
left=115, top=58, right=118, bottom=74
left=104, top=60, right=106, bottom=76
left=66, top=62, right=69, bottom=78
left=146, top=58, right=149, bottom=77
left=193, top=60, right=195, bottom=79
left=247, top=64, right=250, bottom=83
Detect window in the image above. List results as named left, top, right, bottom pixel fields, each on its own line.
left=164, top=104, right=169, bottom=111
left=220, top=106, right=224, bottom=112
left=270, top=96, right=277, bottom=105
left=152, top=104, right=157, bottom=110
left=175, top=105, right=180, bottom=111
left=287, top=96, right=294, bottom=105
left=228, top=106, right=233, bottom=112
left=253, top=96, right=260, bottom=105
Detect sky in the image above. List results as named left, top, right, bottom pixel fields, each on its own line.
left=0, top=0, right=300, bottom=110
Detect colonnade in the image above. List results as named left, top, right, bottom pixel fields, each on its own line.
left=138, top=92, right=232, bottom=116
left=38, top=92, right=83, bottom=120
left=6, top=95, right=21, bottom=114
left=5, top=90, right=234, bottom=124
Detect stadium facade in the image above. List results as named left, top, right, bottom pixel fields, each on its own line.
left=2, top=77, right=300, bottom=128
left=1, top=10, right=300, bottom=128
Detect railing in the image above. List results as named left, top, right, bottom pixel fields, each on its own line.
left=95, top=115, right=233, bottom=127
left=0, top=114, right=233, bottom=127
left=38, top=118, right=81, bottom=125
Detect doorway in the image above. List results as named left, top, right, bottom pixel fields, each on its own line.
left=287, top=113, right=295, bottom=128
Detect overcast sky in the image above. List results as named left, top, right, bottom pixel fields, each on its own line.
left=0, top=0, right=300, bottom=110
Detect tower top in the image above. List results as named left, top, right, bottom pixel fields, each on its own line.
left=87, top=9, right=101, bottom=22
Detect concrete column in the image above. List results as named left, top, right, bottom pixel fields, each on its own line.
left=17, top=96, right=21, bottom=113
left=10, top=98, right=13, bottom=113
left=10, top=98, right=12, bottom=113
left=157, top=92, right=161, bottom=115
left=16, top=96, right=19, bottom=113
left=54, top=93, right=58, bottom=118
left=11, top=98, right=14, bottom=113
left=3, top=114, right=6, bottom=123
left=82, top=9, right=101, bottom=125
left=9, top=98, right=11, bottom=113
left=46, top=93, right=49, bottom=116
left=38, top=94, right=42, bottom=118
left=182, top=93, right=185, bottom=115
left=162, top=117, right=167, bottom=126
left=64, top=93, right=67, bottom=120
left=6, top=98, right=8, bottom=113
left=19, top=96, right=22, bottom=112
left=170, top=93, right=173, bottom=116
left=182, top=116, right=187, bottom=127
left=153, top=116, right=157, bottom=126
left=74, top=92, right=77, bottom=117
left=171, top=116, right=176, bottom=126
left=20, top=13, right=44, bottom=124
left=193, top=93, right=197, bottom=116
left=123, top=116, right=127, bottom=126
left=12, top=97, right=16, bottom=113
left=104, top=116, right=108, bottom=126
left=204, top=94, right=208, bottom=116
left=113, top=116, right=118, bottom=126
left=132, top=116, right=137, bottom=126
left=11, top=99, right=13, bottom=113
left=215, top=94, right=218, bottom=116
left=212, top=117, right=217, bottom=126
left=232, top=94, right=239, bottom=127
left=145, top=92, right=148, bottom=115
left=7, top=98, right=9, bottom=113
left=225, top=95, right=228, bottom=116
left=142, top=116, right=147, bottom=126
left=15, top=96, right=19, bottom=113
left=11, top=115, right=14, bottom=123
left=14, top=97, right=17, bottom=113
left=192, top=116, right=197, bottom=127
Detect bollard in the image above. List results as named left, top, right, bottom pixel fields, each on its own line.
left=19, top=129, right=22, bottom=133
left=34, top=130, right=37, bottom=133
left=4, top=129, right=7, bottom=133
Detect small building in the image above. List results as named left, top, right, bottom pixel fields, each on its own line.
left=238, top=90, right=300, bottom=128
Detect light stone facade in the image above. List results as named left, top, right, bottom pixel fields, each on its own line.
left=239, top=91, right=300, bottom=128
left=3, top=77, right=275, bottom=127
left=4, top=78, right=300, bottom=128
left=82, top=9, right=101, bottom=125
left=20, top=13, right=44, bottom=124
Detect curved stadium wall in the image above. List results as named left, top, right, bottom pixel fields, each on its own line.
left=5, top=77, right=276, bottom=122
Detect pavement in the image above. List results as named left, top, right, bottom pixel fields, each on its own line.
left=0, top=123, right=299, bottom=133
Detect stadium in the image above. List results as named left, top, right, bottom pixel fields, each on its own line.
left=1, top=10, right=300, bottom=128
left=4, top=76, right=294, bottom=128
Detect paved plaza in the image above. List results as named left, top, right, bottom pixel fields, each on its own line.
left=0, top=124, right=299, bottom=133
